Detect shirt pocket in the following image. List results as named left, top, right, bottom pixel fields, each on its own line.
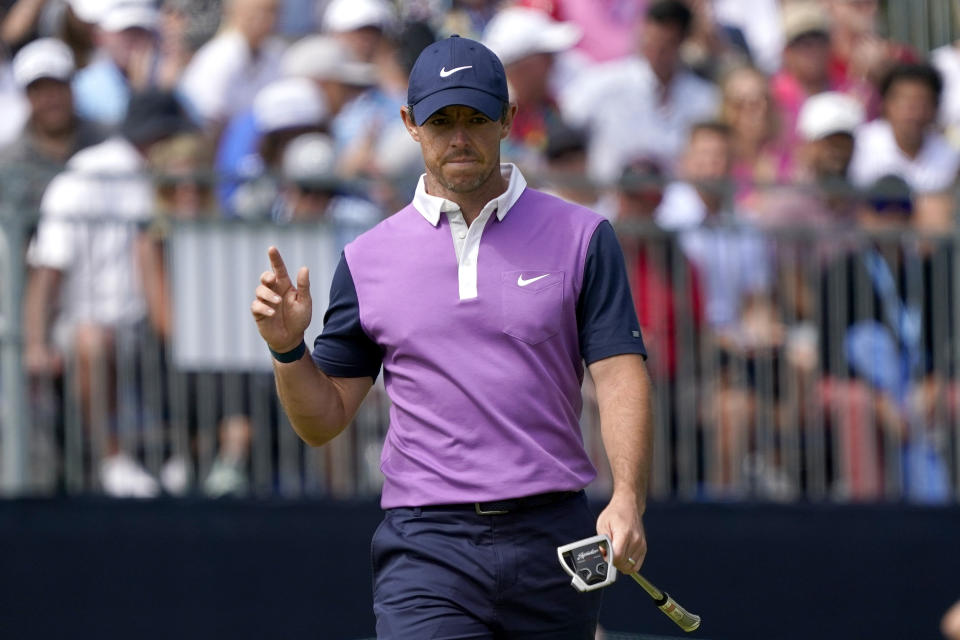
left=501, top=270, right=565, bottom=345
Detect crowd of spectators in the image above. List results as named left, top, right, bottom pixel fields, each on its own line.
left=0, top=0, right=958, bottom=501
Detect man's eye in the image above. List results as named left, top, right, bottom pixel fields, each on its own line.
left=429, top=118, right=449, bottom=126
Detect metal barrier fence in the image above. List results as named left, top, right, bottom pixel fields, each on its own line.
left=0, top=184, right=958, bottom=503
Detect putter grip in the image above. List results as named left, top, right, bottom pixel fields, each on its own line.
left=656, top=592, right=701, bottom=632
left=631, top=574, right=701, bottom=632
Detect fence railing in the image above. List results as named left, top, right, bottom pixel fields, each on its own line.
left=0, top=188, right=958, bottom=503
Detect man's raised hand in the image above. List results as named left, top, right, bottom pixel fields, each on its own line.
left=251, top=246, right=312, bottom=353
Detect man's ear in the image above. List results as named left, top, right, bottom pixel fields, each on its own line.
left=500, top=102, right=518, bottom=140
left=400, top=106, right=421, bottom=142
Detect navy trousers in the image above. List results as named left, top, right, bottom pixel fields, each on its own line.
left=371, top=491, right=603, bottom=639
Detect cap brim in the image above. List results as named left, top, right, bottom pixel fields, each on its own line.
left=412, top=87, right=504, bottom=126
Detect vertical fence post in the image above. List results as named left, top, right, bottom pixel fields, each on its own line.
left=0, top=183, right=29, bottom=496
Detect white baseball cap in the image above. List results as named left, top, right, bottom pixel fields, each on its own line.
left=253, top=78, right=328, bottom=134
left=482, top=7, right=581, bottom=66
left=281, top=35, right=377, bottom=86
left=99, top=0, right=159, bottom=32
left=798, top=91, right=865, bottom=141
left=282, top=133, right=337, bottom=185
left=12, top=38, right=76, bottom=89
left=321, top=0, right=395, bottom=33
left=66, top=0, right=106, bottom=24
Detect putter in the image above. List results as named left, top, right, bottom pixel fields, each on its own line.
left=556, top=534, right=617, bottom=592
left=557, top=534, right=702, bottom=632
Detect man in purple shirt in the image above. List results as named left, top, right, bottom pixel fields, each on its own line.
left=252, top=34, right=653, bottom=639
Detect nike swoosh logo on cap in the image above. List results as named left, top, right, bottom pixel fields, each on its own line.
left=440, top=65, right=473, bottom=78
left=517, top=274, right=550, bottom=287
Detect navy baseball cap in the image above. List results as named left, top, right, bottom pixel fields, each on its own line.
left=407, top=35, right=509, bottom=126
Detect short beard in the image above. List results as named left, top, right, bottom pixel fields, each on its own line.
left=438, top=162, right=499, bottom=194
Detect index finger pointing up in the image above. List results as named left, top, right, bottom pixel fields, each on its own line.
left=267, top=246, right=291, bottom=287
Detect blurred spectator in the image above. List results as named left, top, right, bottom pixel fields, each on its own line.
left=815, top=173, right=954, bottom=500
left=230, top=76, right=326, bottom=218
left=616, top=157, right=702, bottom=381
left=72, top=0, right=160, bottom=127
left=275, top=132, right=381, bottom=245
left=335, top=21, right=434, bottom=210
left=537, top=119, right=601, bottom=210
left=135, top=131, right=259, bottom=497
left=656, top=122, right=783, bottom=494
left=754, top=91, right=865, bottom=228
left=824, top=0, right=916, bottom=116
left=320, top=0, right=394, bottom=63
left=23, top=89, right=196, bottom=497
left=560, top=0, right=718, bottom=183
left=282, top=34, right=375, bottom=147
left=720, top=65, right=791, bottom=207
left=179, top=0, right=284, bottom=134
left=849, top=63, right=960, bottom=233
left=656, top=121, right=777, bottom=341
left=216, top=35, right=374, bottom=215
left=679, top=0, right=752, bottom=81
left=770, top=1, right=834, bottom=147
left=712, top=0, right=782, bottom=74
left=483, top=6, right=581, bottom=171
left=0, top=37, right=106, bottom=232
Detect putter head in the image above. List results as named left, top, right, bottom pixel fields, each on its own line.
left=557, top=534, right=617, bottom=592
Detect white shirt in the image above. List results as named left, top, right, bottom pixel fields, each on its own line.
left=713, top=0, right=783, bottom=74
left=656, top=182, right=770, bottom=328
left=849, top=118, right=960, bottom=194
left=179, top=31, right=286, bottom=126
left=932, top=44, right=960, bottom=135
left=560, top=56, right=718, bottom=184
left=28, top=137, right=153, bottom=329
left=412, top=163, right=527, bottom=301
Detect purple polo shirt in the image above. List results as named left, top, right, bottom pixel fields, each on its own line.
left=312, top=165, right=645, bottom=508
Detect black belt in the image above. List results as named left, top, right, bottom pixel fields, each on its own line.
left=419, top=490, right=579, bottom=515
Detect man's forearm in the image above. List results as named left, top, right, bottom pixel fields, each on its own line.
left=273, top=347, right=361, bottom=447
left=590, top=354, right=654, bottom=511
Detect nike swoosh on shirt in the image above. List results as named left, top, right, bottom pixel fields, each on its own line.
left=517, top=274, right=550, bottom=287
left=440, top=65, right=473, bottom=78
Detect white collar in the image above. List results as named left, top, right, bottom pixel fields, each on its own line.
left=412, top=163, right=527, bottom=226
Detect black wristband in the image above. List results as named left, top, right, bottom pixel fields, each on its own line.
left=270, top=339, right=306, bottom=363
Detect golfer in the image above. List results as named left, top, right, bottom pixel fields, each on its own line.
left=252, top=34, right=652, bottom=639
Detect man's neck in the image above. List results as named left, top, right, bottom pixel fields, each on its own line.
left=29, top=124, right=75, bottom=163
left=892, top=128, right=924, bottom=159
left=425, top=167, right=509, bottom=226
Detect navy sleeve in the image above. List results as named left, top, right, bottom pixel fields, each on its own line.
left=311, top=253, right=383, bottom=380
left=577, top=221, right=647, bottom=364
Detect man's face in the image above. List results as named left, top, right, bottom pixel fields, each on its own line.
left=885, top=79, right=937, bottom=144
left=402, top=104, right=514, bottom=195
left=26, top=78, right=74, bottom=135
left=505, top=52, right=553, bottom=105
left=99, top=26, right=156, bottom=72
left=808, top=132, right=855, bottom=179
left=232, top=0, right=279, bottom=46
left=683, top=129, right=731, bottom=183
left=783, top=32, right=830, bottom=86
left=640, top=20, right=684, bottom=82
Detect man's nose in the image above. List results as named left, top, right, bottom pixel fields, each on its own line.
left=449, top=124, right=470, bottom=146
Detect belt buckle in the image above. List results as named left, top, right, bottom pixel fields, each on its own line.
left=474, top=502, right=509, bottom=515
